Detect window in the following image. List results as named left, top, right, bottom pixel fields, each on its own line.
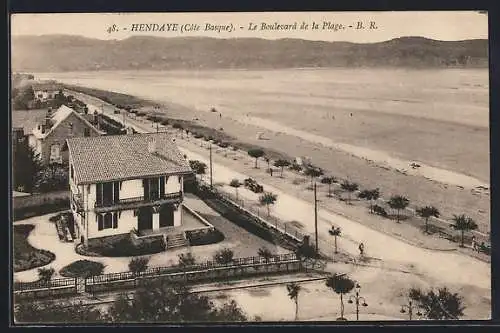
left=70, top=165, right=74, bottom=180
left=49, top=144, right=61, bottom=163
left=104, top=213, right=113, bottom=229
left=68, top=123, right=74, bottom=135
left=84, top=128, right=90, bottom=137
left=97, top=213, right=118, bottom=230
left=96, top=181, right=120, bottom=206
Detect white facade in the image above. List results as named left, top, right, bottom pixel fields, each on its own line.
left=34, top=89, right=58, bottom=102
left=69, top=163, right=184, bottom=245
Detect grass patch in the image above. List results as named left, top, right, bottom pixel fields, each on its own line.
left=60, top=260, right=105, bottom=278
left=14, top=224, right=55, bottom=272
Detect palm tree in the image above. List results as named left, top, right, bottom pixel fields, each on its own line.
left=286, top=282, right=301, bottom=321
left=274, top=159, right=291, bottom=177
left=321, top=176, right=337, bottom=197
left=247, top=148, right=265, bottom=168
left=340, top=181, right=359, bottom=205
left=331, top=227, right=341, bottom=254
left=325, top=273, right=356, bottom=320
left=358, top=188, right=380, bottom=213
left=451, top=214, right=478, bottom=247
left=229, top=179, right=241, bottom=201
left=259, top=192, right=278, bottom=216
left=304, top=167, right=324, bottom=186
left=387, top=195, right=410, bottom=223
left=416, top=206, right=440, bottom=234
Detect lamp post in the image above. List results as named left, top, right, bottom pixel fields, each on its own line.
left=347, top=283, right=368, bottom=321
left=313, top=181, right=318, bottom=255
left=400, top=300, right=422, bottom=320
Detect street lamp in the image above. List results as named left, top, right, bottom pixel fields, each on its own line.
left=400, top=300, right=422, bottom=320
left=347, top=283, right=368, bottom=321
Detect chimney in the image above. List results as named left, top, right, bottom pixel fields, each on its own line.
left=126, top=127, right=134, bottom=135
left=148, top=137, right=157, bottom=154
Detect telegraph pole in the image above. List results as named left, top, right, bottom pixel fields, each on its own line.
left=209, top=143, right=213, bottom=189
left=314, top=181, right=318, bottom=254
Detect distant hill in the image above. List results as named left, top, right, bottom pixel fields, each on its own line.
left=11, top=35, right=488, bottom=71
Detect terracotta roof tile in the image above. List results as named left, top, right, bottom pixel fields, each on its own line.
left=67, top=133, right=192, bottom=184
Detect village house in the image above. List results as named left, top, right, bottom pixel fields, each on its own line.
left=32, top=81, right=63, bottom=102
left=28, top=105, right=104, bottom=165
left=66, top=133, right=193, bottom=247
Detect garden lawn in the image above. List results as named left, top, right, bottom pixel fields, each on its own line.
left=14, top=224, right=55, bottom=272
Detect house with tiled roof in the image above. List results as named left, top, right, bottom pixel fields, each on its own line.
left=28, top=105, right=104, bottom=165
left=32, top=81, right=63, bottom=102
left=66, top=133, right=193, bottom=247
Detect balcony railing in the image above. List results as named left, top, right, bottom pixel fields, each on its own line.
left=94, top=191, right=182, bottom=211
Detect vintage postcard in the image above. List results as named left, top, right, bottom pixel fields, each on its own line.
left=10, top=11, right=490, bottom=324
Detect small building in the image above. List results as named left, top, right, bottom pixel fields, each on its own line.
left=28, top=105, right=104, bottom=165
left=66, top=133, right=193, bottom=247
left=32, top=82, right=63, bottom=102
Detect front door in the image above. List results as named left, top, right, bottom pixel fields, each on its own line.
left=159, top=205, right=174, bottom=227
left=137, top=207, right=153, bottom=231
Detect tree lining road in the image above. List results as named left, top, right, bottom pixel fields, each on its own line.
left=76, top=92, right=490, bottom=292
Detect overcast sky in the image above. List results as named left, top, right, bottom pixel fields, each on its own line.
left=11, top=11, right=488, bottom=43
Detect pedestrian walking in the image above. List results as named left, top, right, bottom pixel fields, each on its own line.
left=270, top=168, right=273, bottom=176
left=471, top=236, right=477, bottom=251
left=358, top=242, right=365, bottom=256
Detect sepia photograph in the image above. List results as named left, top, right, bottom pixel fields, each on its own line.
left=9, top=11, right=490, bottom=324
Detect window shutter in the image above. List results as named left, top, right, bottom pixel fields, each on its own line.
left=97, top=214, right=103, bottom=231
left=96, top=183, right=102, bottom=205
left=112, top=213, right=118, bottom=229
left=113, top=182, right=120, bottom=202
left=160, top=176, right=165, bottom=197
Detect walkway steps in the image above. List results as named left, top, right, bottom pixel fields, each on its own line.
left=166, top=233, right=189, bottom=249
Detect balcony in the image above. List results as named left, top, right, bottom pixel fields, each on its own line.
left=94, top=192, right=183, bottom=213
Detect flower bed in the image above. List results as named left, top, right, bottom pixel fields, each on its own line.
left=14, top=224, right=56, bottom=272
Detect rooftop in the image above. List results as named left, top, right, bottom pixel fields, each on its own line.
left=11, top=109, right=48, bottom=134
left=32, top=105, right=103, bottom=139
left=67, top=133, right=193, bottom=185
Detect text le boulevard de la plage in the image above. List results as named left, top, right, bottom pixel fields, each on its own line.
left=106, top=21, right=378, bottom=34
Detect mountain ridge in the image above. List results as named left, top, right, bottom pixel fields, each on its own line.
left=11, top=35, right=488, bottom=71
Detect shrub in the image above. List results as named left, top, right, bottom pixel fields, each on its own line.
left=160, top=119, right=170, bottom=126
left=14, top=224, right=56, bottom=272
left=172, top=123, right=183, bottom=129
left=193, top=133, right=204, bottom=139
left=86, top=235, right=166, bottom=257
left=187, top=228, right=225, bottom=246
left=60, top=260, right=105, bottom=278
left=128, top=257, right=150, bottom=274
left=214, top=248, right=234, bottom=264
left=373, top=204, right=388, bottom=217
